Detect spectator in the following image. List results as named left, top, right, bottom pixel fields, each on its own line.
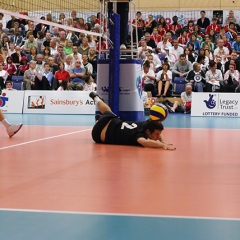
left=53, top=46, right=66, bottom=64
left=132, top=11, right=145, bottom=43
left=33, top=62, right=51, bottom=90
left=144, top=32, right=156, bottom=51
left=164, top=47, right=177, bottom=69
left=146, top=54, right=157, bottom=72
left=23, top=33, right=38, bottom=54
left=49, top=39, right=58, bottom=56
left=58, top=30, right=67, bottom=47
left=224, top=50, right=240, bottom=72
left=26, top=46, right=38, bottom=62
left=23, top=60, right=38, bottom=90
left=201, top=36, right=214, bottom=53
left=71, top=11, right=79, bottom=22
left=16, top=56, right=29, bottom=76
left=226, top=22, right=237, bottom=41
left=57, top=79, right=72, bottom=91
left=156, top=62, right=172, bottom=97
left=83, top=75, right=97, bottom=91
left=47, top=57, right=58, bottom=75
left=146, top=49, right=161, bottom=71
left=186, top=20, right=195, bottom=33
left=35, top=54, right=45, bottom=72
left=0, top=62, right=8, bottom=89
left=142, top=60, right=155, bottom=97
left=158, top=17, right=169, bottom=31
left=184, top=47, right=195, bottom=63
left=196, top=54, right=208, bottom=72
left=181, top=84, right=193, bottom=113
left=51, top=27, right=59, bottom=38
left=150, top=27, right=162, bottom=46
left=89, top=15, right=97, bottom=29
left=231, top=33, right=240, bottom=54
left=82, top=54, right=93, bottom=75
left=170, top=39, right=184, bottom=59
left=197, top=10, right=210, bottom=32
left=138, top=39, right=152, bottom=60
left=70, top=45, right=82, bottom=64
left=0, top=13, right=7, bottom=29
left=52, top=62, right=70, bottom=90
left=3, top=56, right=17, bottom=79
left=186, top=33, right=201, bottom=52
left=6, top=16, right=20, bottom=30
left=172, top=54, right=193, bottom=79
left=224, top=10, right=237, bottom=25
left=178, top=29, right=189, bottom=46
left=87, top=35, right=96, bottom=49
left=169, top=16, right=182, bottom=37
left=206, top=17, right=220, bottom=35
left=63, top=39, right=73, bottom=55
left=156, top=34, right=172, bottom=54
left=205, top=60, right=223, bottom=92
left=64, top=55, right=74, bottom=73
left=222, top=62, right=239, bottom=92
left=41, top=32, right=52, bottom=51
left=186, top=62, right=205, bottom=92
left=9, top=28, right=23, bottom=46
left=78, top=37, right=90, bottom=55
left=69, top=60, right=85, bottom=90
left=4, top=80, right=16, bottom=90
left=213, top=38, right=229, bottom=59
left=145, top=14, right=157, bottom=34
left=42, top=47, right=51, bottom=63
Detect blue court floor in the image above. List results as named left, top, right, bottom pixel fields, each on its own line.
left=1, top=113, right=240, bottom=240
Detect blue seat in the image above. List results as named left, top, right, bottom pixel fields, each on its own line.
left=158, top=54, right=166, bottom=63
left=12, top=82, right=23, bottom=90
left=173, top=77, right=186, bottom=95
left=12, top=76, right=24, bottom=83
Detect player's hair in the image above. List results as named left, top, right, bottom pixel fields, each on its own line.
left=143, top=119, right=164, bottom=133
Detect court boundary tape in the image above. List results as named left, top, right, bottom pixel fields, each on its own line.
left=0, top=208, right=239, bottom=221
left=0, top=128, right=91, bottom=151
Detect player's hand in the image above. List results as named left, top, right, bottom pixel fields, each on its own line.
left=163, top=144, right=176, bottom=150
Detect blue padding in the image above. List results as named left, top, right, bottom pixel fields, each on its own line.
left=119, top=59, right=142, bottom=64
left=119, top=111, right=145, bottom=122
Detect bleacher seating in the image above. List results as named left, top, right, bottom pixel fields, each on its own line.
left=172, top=77, right=186, bottom=95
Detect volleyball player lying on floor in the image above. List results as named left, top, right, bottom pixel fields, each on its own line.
left=0, top=109, right=23, bottom=137
left=89, top=92, right=175, bottom=150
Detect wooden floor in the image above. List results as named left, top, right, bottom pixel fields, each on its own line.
left=0, top=113, right=240, bottom=239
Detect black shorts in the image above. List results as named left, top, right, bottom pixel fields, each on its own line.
left=92, top=111, right=118, bottom=143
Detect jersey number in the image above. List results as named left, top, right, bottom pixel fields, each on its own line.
left=121, top=122, right=138, bottom=130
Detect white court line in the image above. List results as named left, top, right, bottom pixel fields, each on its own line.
left=0, top=128, right=91, bottom=151
left=0, top=208, right=240, bottom=221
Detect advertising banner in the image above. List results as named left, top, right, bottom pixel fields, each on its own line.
left=0, top=90, right=24, bottom=113
left=23, top=91, right=95, bottom=114
left=191, top=92, right=240, bottom=117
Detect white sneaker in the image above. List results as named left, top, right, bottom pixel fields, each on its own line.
left=120, top=44, right=127, bottom=50
left=6, top=124, right=23, bottom=138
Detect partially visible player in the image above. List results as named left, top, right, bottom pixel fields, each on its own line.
left=89, top=92, right=175, bottom=150
left=0, top=109, right=23, bottom=137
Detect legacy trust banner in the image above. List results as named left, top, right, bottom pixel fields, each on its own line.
left=191, top=93, right=240, bottom=117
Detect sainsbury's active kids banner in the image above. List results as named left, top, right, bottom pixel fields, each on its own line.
left=23, top=91, right=95, bottom=114
left=0, top=90, right=24, bottom=113
left=191, top=92, right=240, bottom=117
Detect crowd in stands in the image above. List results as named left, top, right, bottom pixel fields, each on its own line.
left=135, top=10, right=240, bottom=98
left=0, top=11, right=103, bottom=91
left=1, top=10, right=240, bottom=99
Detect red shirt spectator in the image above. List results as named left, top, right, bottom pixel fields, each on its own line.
left=54, top=69, right=70, bottom=82
left=206, top=18, right=220, bottom=35
left=151, top=28, right=162, bottom=46
left=3, top=57, right=17, bottom=75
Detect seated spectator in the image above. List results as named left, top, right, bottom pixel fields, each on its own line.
left=146, top=54, right=157, bottom=72
left=201, top=36, right=214, bottom=53
left=0, top=47, right=6, bottom=64
left=193, top=26, right=204, bottom=41
left=181, top=84, right=192, bottom=113
left=170, top=39, right=184, bottom=60
left=41, top=32, right=52, bottom=51
left=3, top=56, right=17, bottom=80
left=224, top=50, right=240, bottom=72
left=147, top=49, right=162, bottom=71
left=47, top=57, right=58, bottom=75
left=186, top=62, right=205, bottom=92
left=172, top=54, right=193, bottom=79
left=69, top=60, right=85, bottom=90
left=83, top=75, right=97, bottom=91
left=16, top=56, right=29, bottom=76
left=196, top=54, right=208, bottom=72
left=169, top=16, right=182, bottom=37
left=156, top=62, right=172, bottom=97
left=57, top=79, right=72, bottom=91
left=7, top=42, right=15, bottom=57
left=158, top=17, right=169, bottom=31
left=10, top=28, right=24, bottom=47
left=178, top=29, right=189, bottom=46
left=150, top=27, right=162, bottom=46
left=216, top=27, right=231, bottom=41
left=231, top=33, right=240, bottom=55
left=206, top=17, right=220, bottom=35
left=53, top=46, right=66, bottom=64
left=224, top=10, right=237, bottom=25
left=164, top=47, right=177, bottom=69
left=144, top=32, right=156, bottom=51
left=209, top=29, right=217, bottom=44
left=6, top=16, right=20, bottom=30
left=216, top=49, right=227, bottom=70
left=4, top=80, right=16, bottom=90
left=70, top=44, right=82, bottom=64
left=0, top=62, right=8, bottom=89
left=58, top=30, right=67, bottom=47
left=42, top=46, right=51, bottom=63
left=187, top=42, right=198, bottom=60
left=145, top=14, right=157, bottom=34
left=78, top=37, right=90, bottom=55
left=23, top=33, right=38, bottom=54
left=141, top=60, right=155, bottom=97
left=82, top=54, right=93, bottom=76
left=1, top=34, right=9, bottom=53
left=157, top=24, right=166, bottom=37
left=156, top=34, right=172, bottom=54
left=49, top=39, right=58, bottom=56
left=27, top=46, right=38, bottom=62
left=88, top=47, right=97, bottom=78
left=213, top=38, right=229, bottom=59
left=186, top=33, right=200, bottom=52
left=52, top=62, right=70, bottom=90
left=205, top=60, right=223, bottom=92
left=197, top=10, right=210, bottom=32
left=23, top=60, right=38, bottom=90
left=0, top=13, right=7, bottom=29
left=184, top=47, right=195, bottom=63
left=96, top=37, right=108, bottom=53
left=204, top=46, right=214, bottom=62
left=63, top=39, right=73, bottom=55
left=35, top=54, right=45, bottom=72
left=225, top=22, right=237, bottom=40
left=64, top=55, right=74, bottom=73
left=138, top=39, right=152, bottom=60
left=33, top=63, right=51, bottom=90
left=186, top=20, right=195, bottom=33
left=222, top=62, right=239, bottom=92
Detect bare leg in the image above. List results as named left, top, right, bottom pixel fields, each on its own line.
left=157, top=81, right=163, bottom=96
left=0, top=109, right=4, bottom=122
left=97, top=100, right=112, bottom=114
left=163, top=81, right=170, bottom=96
left=173, top=100, right=179, bottom=111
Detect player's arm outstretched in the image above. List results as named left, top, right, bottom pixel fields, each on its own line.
left=137, top=137, right=176, bottom=150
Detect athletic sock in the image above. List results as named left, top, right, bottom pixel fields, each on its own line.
left=94, top=96, right=102, bottom=104
left=1, top=119, right=11, bottom=128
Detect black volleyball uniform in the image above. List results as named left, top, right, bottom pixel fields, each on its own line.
left=92, top=112, right=147, bottom=146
